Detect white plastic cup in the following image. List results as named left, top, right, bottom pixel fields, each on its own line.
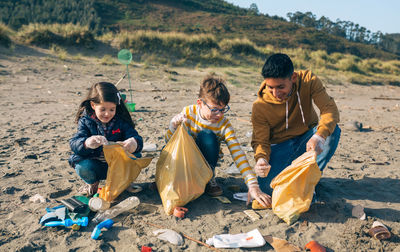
left=89, top=197, right=111, bottom=212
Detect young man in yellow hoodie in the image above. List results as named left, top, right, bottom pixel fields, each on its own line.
left=251, top=53, right=341, bottom=195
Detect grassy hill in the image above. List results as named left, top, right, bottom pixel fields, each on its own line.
left=93, top=0, right=398, bottom=60
left=1, top=0, right=400, bottom=86
left=1, top=0, right=398, bottom=60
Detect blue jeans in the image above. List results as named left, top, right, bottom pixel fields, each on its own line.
left=195, top=130, right=220, bottom=174
left=75, top=159, right=108, bottom=184
left=258, top=125, right=341, bottom=194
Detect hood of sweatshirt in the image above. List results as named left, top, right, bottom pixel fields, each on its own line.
left=257, top=79, right=297, bottom=104
left=257, top=79, right=305, bottom=129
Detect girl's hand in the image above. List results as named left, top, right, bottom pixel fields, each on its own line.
left=85, top=135, right=108, bottom=149
left=247, top=184, right=272, bottom=207
left=121, top=137, right=138, bottom=153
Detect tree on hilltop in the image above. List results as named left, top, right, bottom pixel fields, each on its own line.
left=249, top=3, right=259, bottom=15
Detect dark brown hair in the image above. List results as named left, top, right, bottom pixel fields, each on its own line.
left=261, top=53, right=294, bottom=79
left=75, top=82, right=135, bottom=128
left=198, top=75, right=230, bottom=106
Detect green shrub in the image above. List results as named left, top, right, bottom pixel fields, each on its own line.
left=381, top=61, right=400, bottom=75
left=348, top=75, right=372, bottom=85
left=219, top=38, right=261, bottom=56
left=337, top=57, right=364, bottom=73
left=17, top=23, right=95, bottom=47
left=72, top=53, right=83, bottom=60
left=117, top=31, right=218, bottom=55
left=310, top=50, right=328, bottom=61
left=0, top=23, right=13, bottom=47
left=19, top=29, right=61, bottom=46
left=99, top=54, right=117, bottom=65
left=359, top=58, right=382, bottom=74
left=329, top=53, right=344, bottom=64
left=50, top=44, right=67, bottom=60
left=116, top=31, right=228, bottom=66
left=115, top=31, right=271, bottom=66
left=96, top=29, right=400, bottom=74
left=289, top=48, right=310, bottom=70
left=97, top=32, right=115, bottom=43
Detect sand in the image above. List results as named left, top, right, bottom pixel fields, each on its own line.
left=1, top=44, right=400, bottom=251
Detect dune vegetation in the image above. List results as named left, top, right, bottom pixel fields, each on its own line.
left=2, top=0, right=399, bottom=60
left=0, top=22, right=13, bottom=47
left=2, top=22, right=400, bottom=86
left=16, top=23, right=95, bottom=48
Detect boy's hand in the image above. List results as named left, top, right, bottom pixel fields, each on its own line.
left=85, top=135, right=108, bottom=149
left=247, top=184, right=272, bottom=207
left=254, top=158, right=271, bottom=178
left=306, top=134, right=325, bottom=155
left=120, top=137, right=138, bottom=153
left=170, top=113, right=187, bottom=130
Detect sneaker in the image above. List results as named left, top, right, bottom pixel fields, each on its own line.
left=78, top=181, right=99, bottom=196
left=205, top=178, right=223, bottom=197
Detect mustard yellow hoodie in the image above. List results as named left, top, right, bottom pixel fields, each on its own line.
left=251, top=70, right=339, bottom=162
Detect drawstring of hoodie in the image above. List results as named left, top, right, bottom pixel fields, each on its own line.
left=285, top=91, right=306, bottom=130
left=297, top=91, right=306, bottom=125
left=285, top=101, right=288, bottom=130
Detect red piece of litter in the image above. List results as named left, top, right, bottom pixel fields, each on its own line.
left=173, top=207, right=188, bottom=218
left=141, top=245, right=152, bottom=252
left=304, top=240, right=326, bottom=252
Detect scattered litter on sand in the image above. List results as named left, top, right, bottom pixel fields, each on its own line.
left=29, top=194, right=46, bottom=203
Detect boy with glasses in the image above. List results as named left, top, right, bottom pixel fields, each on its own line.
left=166, top=75, right=271, bottom=207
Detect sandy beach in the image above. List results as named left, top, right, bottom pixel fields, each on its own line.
left=1, top=44, right=400, bottom=251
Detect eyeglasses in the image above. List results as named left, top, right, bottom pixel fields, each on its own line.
left=201, top=99, right=230, bottom=114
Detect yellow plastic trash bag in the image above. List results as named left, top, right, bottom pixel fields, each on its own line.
left=156, top=124, right=213, bottom=215
left=270, top=151, right=321, bottom=224
left=100, top=144, right=153, bottom=202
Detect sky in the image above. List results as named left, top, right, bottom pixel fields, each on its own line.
left=225, top=0, right=399, bottom=34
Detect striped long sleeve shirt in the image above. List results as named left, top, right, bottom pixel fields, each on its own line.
left=165, top=105, right=257, bottom=187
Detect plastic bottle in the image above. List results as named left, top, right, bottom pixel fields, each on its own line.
left=92, top=196, right=140, bottom=223
left=89, top=197, right=111, bottom=212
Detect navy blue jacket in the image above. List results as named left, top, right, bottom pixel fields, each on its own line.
left=68, top=114, right=143, bottom=167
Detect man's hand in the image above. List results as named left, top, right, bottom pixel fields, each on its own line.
left=170, top=113, right=187, bottom=130
left=306, top=134, right=325, bottom=155
left=120, top=137, right=138, bottom=153
left=247, top=184, right=272, bottom=207
left=254, top=158, right=271, bottom=178
left=84, top=135, right=108, bottom=149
